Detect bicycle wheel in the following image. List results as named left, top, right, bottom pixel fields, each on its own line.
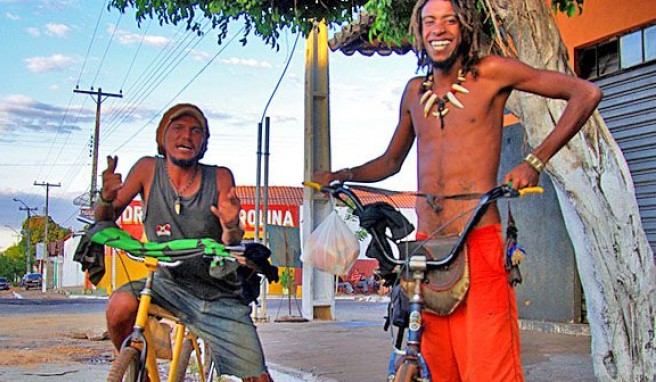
left=392, top=361, right=420, bottom=382
left=172, top=338, right=194, bottom=382
left=107, top=346, right=141, bottom=382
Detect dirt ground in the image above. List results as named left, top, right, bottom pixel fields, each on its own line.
left=0, top=288, right=113, bottom=368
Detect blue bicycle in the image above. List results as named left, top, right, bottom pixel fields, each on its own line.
left=304, top=181, right=542, bottom=382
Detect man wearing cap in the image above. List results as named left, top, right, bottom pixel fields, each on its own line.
left=95, top=103, right=273, bottom=381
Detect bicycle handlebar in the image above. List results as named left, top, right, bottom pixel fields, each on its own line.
left=518, top=186, right=544, bottom=197
left=303, top=181, right=543, bottom=268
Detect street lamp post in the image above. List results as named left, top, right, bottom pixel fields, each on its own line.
left=2, top=224, right=23, bottom=282
left=13, top=198, right=37, bottom=274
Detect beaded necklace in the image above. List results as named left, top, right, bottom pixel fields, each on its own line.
left=419, top=69, right=469, bottom=129
left=166, top=164, right=198, bottom=215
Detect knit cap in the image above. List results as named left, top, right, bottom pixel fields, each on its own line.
left=156, top=103, right=209, bottom=158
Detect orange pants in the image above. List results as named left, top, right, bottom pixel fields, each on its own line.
left=418, top=224, right=524, bottom=382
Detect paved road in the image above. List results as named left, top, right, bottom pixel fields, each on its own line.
left=0, top=297, right=107, bottom=315
left=0, top=294, right=595, bottom=381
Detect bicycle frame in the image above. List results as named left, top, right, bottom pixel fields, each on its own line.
left=81, top=222, right=265, bottom=382
left=118, top=255, right=210, bottom=382
left=304, top=181, right=542, bottom=382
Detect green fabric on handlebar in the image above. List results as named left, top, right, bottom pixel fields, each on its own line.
left=87, top=221, right=230, bottom=261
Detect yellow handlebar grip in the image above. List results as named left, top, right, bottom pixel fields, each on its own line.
left=518, top=186, right=544, bottom=197
left=302, top=181, right=322, bottom=191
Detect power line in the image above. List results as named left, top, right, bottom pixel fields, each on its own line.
left=76, top=1, right=107, bottom=88
left=260, top=31, right=300, bottom=124
left=91, top=13, right=123, bottom=88
left=120, top=19, right=152, bottom=92
left=112, top=26, right=244, bottom=153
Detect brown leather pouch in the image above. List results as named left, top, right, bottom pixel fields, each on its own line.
left=398, top=236, right=469, bottom=316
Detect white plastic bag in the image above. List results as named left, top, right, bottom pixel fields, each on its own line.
left=301, top=210, right=360, bottom=275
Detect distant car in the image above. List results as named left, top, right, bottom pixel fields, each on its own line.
left=0, top=277, right=9, bottom=291
left=21, top=273, right=42, bottom=290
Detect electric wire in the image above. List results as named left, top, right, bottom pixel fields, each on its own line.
left=102, top=21, right=213, bottom=141
left=76, top=0, right=107, bottom=88
left=260, top=31, right=300, bottom=125
left=59, top=22, right=199, bottom=199
left=120, top=19, right=152, bottom=92
left=91, top=12, right=124, bottom=88
left=61, top=19, right=212, bottom=204
left=102, top=22, right=203, bottom=134
left=111, top=26, right=245, bottom=153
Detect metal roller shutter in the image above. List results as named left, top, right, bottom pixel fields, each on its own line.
left=595, top=62, right=656, bottom=253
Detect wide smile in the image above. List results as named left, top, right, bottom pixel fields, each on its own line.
left=430, top=40, right=450, bottom=51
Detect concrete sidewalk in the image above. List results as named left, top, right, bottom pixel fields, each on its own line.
left=257, top=296, right=595, bottom=382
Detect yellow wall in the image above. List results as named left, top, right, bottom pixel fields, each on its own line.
left=553, top=0, right=656, bottom=65
left=96, top=249, right=148, bottom=295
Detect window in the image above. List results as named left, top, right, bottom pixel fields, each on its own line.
left=645, top=25, right=656, bottom=62
left=621, top=31, right=642, bottom=68
left=597, top=40, right=620, bottom=76
left=577, top=23, right=656, bottom=79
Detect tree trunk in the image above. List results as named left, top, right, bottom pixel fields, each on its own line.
left=490, top=0, right=656, bottom=380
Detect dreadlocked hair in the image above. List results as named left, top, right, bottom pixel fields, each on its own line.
left=410, top=0, right=499, bottom=78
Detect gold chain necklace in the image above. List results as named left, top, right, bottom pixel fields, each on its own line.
left=166, top=164, right=199, bottom=215
left=419, top=69, right=469, bottom=129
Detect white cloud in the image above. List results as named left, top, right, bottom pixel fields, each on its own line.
left=188, top=49, right=212, bottom=62
left=112, top=25, right=170, bottom=48
left=44, top=22, right=70, bottom=37
left=6, top=12, right=19, bottom=20
left=27, top=27, right=40, bottom=37
left=25, top=54, right=75, bottom=73
left=219, top=57, right=272, bottom=68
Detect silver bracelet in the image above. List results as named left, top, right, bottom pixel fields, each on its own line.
left=337, top=167, right=354, bottom=181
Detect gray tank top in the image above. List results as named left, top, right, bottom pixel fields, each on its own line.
left=144, top=157, right=240, bottom=300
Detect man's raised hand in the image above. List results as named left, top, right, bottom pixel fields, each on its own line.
left=101, top=155, right=122, bottom=202
left=211, top=186, right=241, bottom=230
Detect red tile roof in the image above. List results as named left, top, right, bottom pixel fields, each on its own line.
left=328, top=12, right=412, bottom=56
left=235, top=185, right=416, bottom=209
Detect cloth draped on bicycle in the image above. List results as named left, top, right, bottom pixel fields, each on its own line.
left=353, top=201, right=415, bottom=283
left=74, top=221, right=279, bottom=287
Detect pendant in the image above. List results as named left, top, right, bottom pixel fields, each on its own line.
left=175, top=197, right=181, bottom=215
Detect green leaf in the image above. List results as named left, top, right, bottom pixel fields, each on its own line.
left=566, top=3, right=577, bottom=17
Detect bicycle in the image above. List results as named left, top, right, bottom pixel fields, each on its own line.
left=303, top=181, right=542, bottom=382
left=79, top=221, right=271, bottom=382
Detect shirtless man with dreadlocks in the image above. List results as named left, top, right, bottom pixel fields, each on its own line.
left=314, top=0, right=601, bottom=380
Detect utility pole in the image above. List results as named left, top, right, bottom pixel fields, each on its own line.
left=34, top=181, right=60, bottom=293
left=13, top=198, right=37, bottom=274
left=73, top=87, right=122, bottom=206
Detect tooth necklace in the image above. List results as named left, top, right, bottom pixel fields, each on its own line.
left=166, top=164, right=198, bottom=215
left=419, top=69, right=469, bottom=129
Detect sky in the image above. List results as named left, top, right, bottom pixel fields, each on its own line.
left=0, top=0, right=423, bottom=250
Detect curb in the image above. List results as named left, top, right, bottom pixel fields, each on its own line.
left=519, top=319, right=590, bottom=336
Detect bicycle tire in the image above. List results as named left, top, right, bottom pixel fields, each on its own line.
left=107, top=346, right=141, bottom=382
left=393, top=361, right=420, bottom=382
left=172, top=338, right=194, bottom=382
